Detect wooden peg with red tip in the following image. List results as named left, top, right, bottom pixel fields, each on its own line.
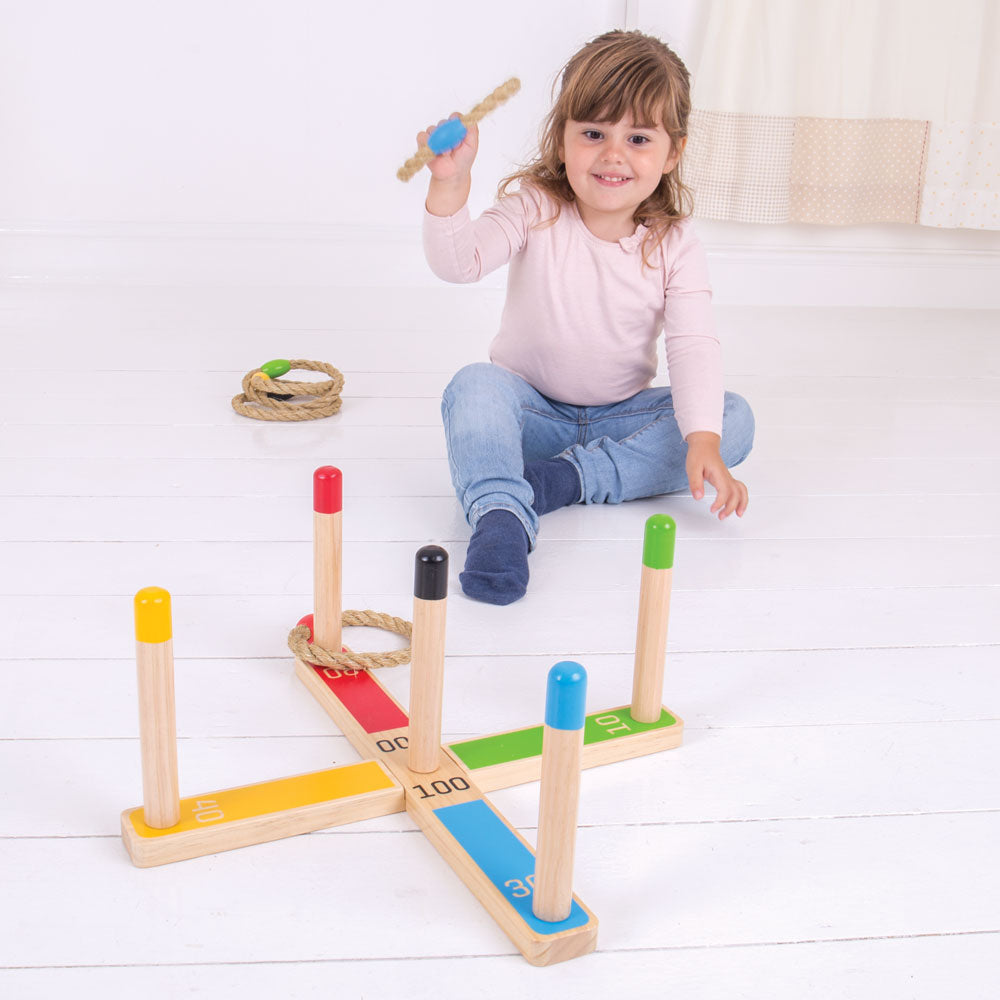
left=313, top=466, right=343, bottom=655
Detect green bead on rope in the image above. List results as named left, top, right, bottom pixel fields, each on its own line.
left=259, top=359, right=292, bottom=379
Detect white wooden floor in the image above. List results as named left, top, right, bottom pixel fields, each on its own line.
left=2, top=284, right=998, bottom=998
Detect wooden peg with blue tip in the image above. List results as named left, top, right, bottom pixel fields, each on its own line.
left=533, top=661, right=587, bottom=923
left=397, top=77, right=521, bottom=182
left=631, top=514, right=676, bottom=723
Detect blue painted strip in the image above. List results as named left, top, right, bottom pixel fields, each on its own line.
left=433, top=799, right=589, bottom=935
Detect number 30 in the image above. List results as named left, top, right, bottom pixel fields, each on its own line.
left=504, top=874, right=536, bottom=898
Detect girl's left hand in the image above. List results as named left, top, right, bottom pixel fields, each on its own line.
left=685, top=432, right=749, bottom=519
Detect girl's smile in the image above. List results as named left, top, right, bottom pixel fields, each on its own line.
left=593, top=173, right=633, bottom=186
left=560, top=115, right=681, bottom=240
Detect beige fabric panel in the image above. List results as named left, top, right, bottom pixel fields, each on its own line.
left=920, top=121, right=1000, bottom=229
left=685, top=110, right=795, bottom=223
left=788, top=117, right=928, bottom=225
left=687, top=0, right=1000, bottom=121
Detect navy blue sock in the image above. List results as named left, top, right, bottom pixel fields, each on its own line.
left=459, top=509, right=530, bottom=605
left=524, top=457, right=581, bottom=515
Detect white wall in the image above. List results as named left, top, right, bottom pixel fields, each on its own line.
left=1, top=0, right=997, bottom=304
left=0, top=0, right=622, bottom=225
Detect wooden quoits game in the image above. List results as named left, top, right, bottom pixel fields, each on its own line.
left=121, top=466, right=682, bottom=966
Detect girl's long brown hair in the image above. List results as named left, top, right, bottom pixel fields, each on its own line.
left=498, top=30, right=693, bottom=266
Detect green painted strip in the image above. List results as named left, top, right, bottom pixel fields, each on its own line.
left=451, top=724, right=544, bottom=770
left=583, top=707, right=677, bottom=745
left=449, top=707, right=677, bottom=771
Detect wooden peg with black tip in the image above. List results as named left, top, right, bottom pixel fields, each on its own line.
left=408, top=545, right=449, bottom=773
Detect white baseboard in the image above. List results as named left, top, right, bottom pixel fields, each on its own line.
left=706, top=244, right=1000, bottom=308
left=2, top=223, right=998, bottom=308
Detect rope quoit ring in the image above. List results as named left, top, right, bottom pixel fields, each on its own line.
left=232, top=358, right=344, bottom=421
left=288, top=609, right=413, bottom=671
left=397, top=77, right=521, bottom=182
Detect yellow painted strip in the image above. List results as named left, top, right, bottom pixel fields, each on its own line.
left=129, top=760, right=395, bottom=838
left=134, top=587, right=172, bottom=643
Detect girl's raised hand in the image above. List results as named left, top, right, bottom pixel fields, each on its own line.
left=418, top=114, right=479, bottom=182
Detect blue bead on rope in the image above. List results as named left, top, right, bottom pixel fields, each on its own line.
left=428, top=117, right=468, bottom=155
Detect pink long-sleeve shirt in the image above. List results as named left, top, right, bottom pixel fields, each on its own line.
left=422, top=185, right=724, bottom=439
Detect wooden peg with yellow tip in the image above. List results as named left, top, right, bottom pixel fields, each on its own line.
left=134, top=587, right=181, bottom=829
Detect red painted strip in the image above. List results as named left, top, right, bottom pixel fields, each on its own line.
left=298, top=613, right=408, bottom=734
left=313, top=466, right=343, bottom=514
left=312, top=664, right=409, bottom=733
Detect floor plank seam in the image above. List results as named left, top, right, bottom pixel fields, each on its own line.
left=3, top=927, right=999, bottom=972
left=4, top=643, right=999, bottom=664
left=7, top=807, right=998, bottom=842
left=5, top=718, right=1000, bottom=742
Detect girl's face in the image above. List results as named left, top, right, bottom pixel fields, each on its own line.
left=560, top=114, right=682, bottom=240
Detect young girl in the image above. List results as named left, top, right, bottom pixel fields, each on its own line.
left=419, top=29, right=754, bottom=605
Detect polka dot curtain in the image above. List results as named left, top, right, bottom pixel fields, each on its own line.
left=678, top=0, right=1000, bottom=229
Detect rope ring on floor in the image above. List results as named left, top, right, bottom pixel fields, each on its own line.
left=288, top=609, right=412, bottom=670
left=231, top=359, right=344, bottom=421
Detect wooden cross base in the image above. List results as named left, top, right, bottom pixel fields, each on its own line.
left=294, top=655, right=684, bottom=966
left=118, top=645, right=681, bottom=965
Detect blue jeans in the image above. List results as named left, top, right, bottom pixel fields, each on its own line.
left=441, top=362, right=755, bottom=548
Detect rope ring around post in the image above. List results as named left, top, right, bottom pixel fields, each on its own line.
left=288, top=609, right=413, bottom=671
